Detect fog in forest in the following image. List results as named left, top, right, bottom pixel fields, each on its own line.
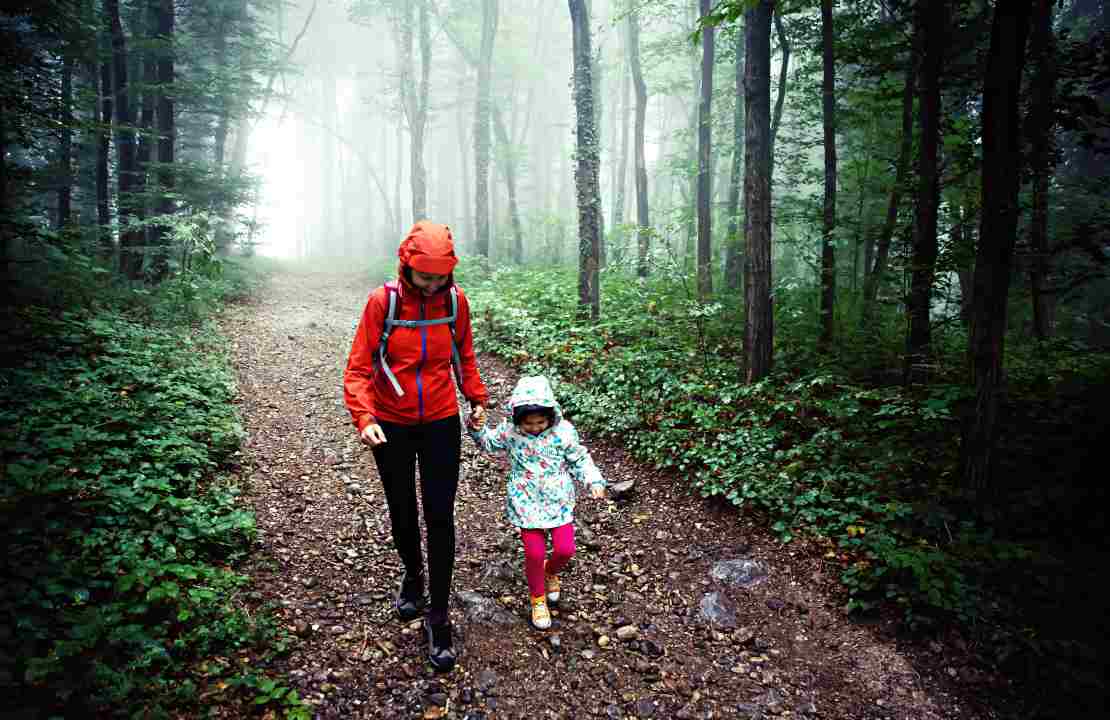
left=246, top=0, right=742, bottom=264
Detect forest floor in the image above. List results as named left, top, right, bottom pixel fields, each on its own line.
left=217, top=266, right=1005, bottom=720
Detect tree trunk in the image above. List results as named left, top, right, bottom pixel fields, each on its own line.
left=818, top=0, right=837, bottom=350
left=1026, top=0, right=1056, bottom=340
left=151, top=0, right=174, bottom=282
left=725, top=26, right=745, bottom=292
left=770, top=9, right=789, bottom=165
left=861, top=31, right=916, bottom=326
left=57, top=56, right=74, bottom=229
left=745, top=0, right=774, bottom=382
left=474, top=0, right=498, bottom=259
left=570, top=0, right=601, bottom=320
left=628, top=8, right=650, bottom=278
left=97, top=52, right=112, bottom=255
left=905, top=0, right=947, bottom=379
left=457, top=76, right=472, bottom=248
left=611, top=20, right=630, bottom=264
left=696, top=0, right=715, bottom=300
left=962, top=1, right=1034, bottom=496
left=397, top=0, right=430, bottom=222
left=106, top=0, right=141, bottom=279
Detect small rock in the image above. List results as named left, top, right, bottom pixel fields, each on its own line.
left=766, top=598, right=786, bottom=611
left=427, top=692, right=448, bottom=707
left=616, top=625, right=640, bottom=641
left=641, top=639, right=664, bottom=658
left=609, top=479, right=636, bottom=500
left=634, top=697, right=657, bottom=717
left=710, top=559, right=767, bottom=588
left=598, top=635, right=611, bottom=647
left=477, top=668, right=499, bottom=692
left=582, top=649, right=597, bottom=660
left=549, top=634, right=562, bottom=652
left=301, top=576, right=317, bottom=589
left=697, top=591, right=738, bottom=629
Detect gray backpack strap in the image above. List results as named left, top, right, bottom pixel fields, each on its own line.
left=378, top=285, right=406, bottom=397
left=448, top=287, right=464, bottom=387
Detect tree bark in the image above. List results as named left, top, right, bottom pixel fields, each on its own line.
left=628, top=8, right=650, bottom=278
left=397, top=0, right=430, bottom=222
left=97, top=52, right=112, bottom=254
left=474, top=0, right=498, bottom=259
left=962, top=1, right=1034, bottom=496
left=611, top=20, right=630, bottom=263
left=570, top=0, right=601, bottom=320
left=818, top=0, right=837, bottom=350
left=745, top=0, right=774, bottom=382
left=861, top=28, right=916, bottom=327
left=696, top=0, right=715, bottom=300
left=106, top=0, right=141, bottom=279
left=1026, top=0, right=1056, bottom=340
left=905, top=0, right=947, bottom=380
left=770, top=8, right=789, bottom=164
left=151, top=0, right=174, bottom=282
left=54, top=56, right=74, bottom=230
left=725, top=26, right=744, bottom=291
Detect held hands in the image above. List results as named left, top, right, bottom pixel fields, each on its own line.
left=590, top=484, right=606, bottom=500
left=468, top=403, right=486, bottom=429
left=360, top=422, right=387, bottom=447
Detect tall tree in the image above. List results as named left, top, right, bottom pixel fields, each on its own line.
left=696, top=0, right=715, bottom=300
left=97, top=45, right=112, bottom=249
left=56, top=56, right=73, bottom=229
left=628, top=7, right=650, bottom=278
left=474, top=0, right=497, bottom=259
left=906, top=0, right=947, bottom=378
left=861, top=25, right=916, bottom=328
left=744, top=0, right=773, bottom=382
left=724, top=26, right=744, bottom=291
left=1025, top=0, right=1057, bottom=340
left=105, top=0, right=141, bottom=279
left=962, top=1, right=1035, bottom=494
left=396, top=0, right=431, bottom=222
left=818, top=0, right=837, bottom=350
left=569, top=0, right=601, bottom=320
left=769, top=8, right=790, bottom=163
left=151, top=0, right=174, bottom=280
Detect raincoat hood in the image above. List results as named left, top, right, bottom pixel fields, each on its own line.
left=398, top=220, right=459, bottom=276
left=506, top=376, right=564, bottom=426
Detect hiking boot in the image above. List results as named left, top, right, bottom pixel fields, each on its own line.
left=530, top=595, right=552, bottom=630
left=544, top=560, right=561, bottom=603
left=424, top=619, right=455, bottom=672
left=395, top=570, right=427, bottom=621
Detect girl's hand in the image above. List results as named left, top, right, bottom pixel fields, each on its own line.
left=590, top=484, right=605, bottom=499
left=360, top=423, right=387, bottom=447
left=469, top=404, right=486, bottom=428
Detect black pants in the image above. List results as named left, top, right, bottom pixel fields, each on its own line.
left=371, top=414, right=461, bottom=621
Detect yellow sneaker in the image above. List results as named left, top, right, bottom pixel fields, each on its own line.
left=544, top=561, right=561, bottom=603
left=530, top=595, right=551, bottom=630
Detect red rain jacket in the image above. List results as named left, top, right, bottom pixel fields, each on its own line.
left=344, top=228, right=488, bottom=429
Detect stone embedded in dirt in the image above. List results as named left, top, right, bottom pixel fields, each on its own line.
left=300, top=576, right=317, bottom=589
left=766, top=598, right=786, bottom=611
left=616, top=625, right=640, bottom=641
left=457, top=590, right=518, bottom=625
left=549, top=634, right=562, bottom=652
left=427, top=692, right=448, bottom=707
left=641, top=639, right=664, bottom=658
left=733, top=627, right=755, bottom=646
left=478, top=559, right=516, bottom=585
left=608, top=479, right=636, bottom=500
left=634, top=697, right=657, bottom=717
left=710, top=558, right=768, bottom=588
left=697, top=591, right=738, bottom=629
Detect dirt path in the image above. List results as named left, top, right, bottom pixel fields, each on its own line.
left=221, top=267, right=997, bottom=720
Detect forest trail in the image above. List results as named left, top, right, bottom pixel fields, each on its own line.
left=220, top=266, right=992, bottom=720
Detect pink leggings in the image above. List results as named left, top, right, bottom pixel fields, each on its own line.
left=519, top=523, right=575, bottom=598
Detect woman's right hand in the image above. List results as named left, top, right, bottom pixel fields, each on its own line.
left=360, top=422, right=387, bottom=446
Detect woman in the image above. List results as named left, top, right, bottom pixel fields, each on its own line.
left=344, top=221, right=488, bottom=672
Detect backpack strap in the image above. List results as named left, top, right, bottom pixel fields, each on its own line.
left=378, top=283, right=406, bottom=397
left=446, top=287, right=464, bottom=388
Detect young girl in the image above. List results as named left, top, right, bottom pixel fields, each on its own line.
left=468, top=376, right=606, bottom=629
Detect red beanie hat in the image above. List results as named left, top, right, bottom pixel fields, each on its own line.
left=398, top=221, right=458, bottom=275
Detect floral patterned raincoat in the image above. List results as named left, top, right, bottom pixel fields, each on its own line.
left=468, top=376, right=605, bottom=529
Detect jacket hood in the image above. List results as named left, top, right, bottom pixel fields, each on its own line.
left=506, top=376, right=563, bottom=425
left=398, top=221, right=459, bottom=276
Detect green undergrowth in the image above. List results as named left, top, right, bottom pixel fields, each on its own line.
left=456, top=260, right=1108, bottom=641
left=1, top=253, right=307, bottom=718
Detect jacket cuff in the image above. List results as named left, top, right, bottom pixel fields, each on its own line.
left=356, top=413, right=377, bottom=432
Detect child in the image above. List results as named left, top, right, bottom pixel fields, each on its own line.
left=468, top=375, right=606, bottom=630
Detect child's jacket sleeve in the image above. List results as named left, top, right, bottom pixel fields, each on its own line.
left=468, top=418, right=512, bottom=454
left=562, top=421, right=605, bottom=489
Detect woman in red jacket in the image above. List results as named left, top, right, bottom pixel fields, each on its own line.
left=344, top=221, right=489, bottom=672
